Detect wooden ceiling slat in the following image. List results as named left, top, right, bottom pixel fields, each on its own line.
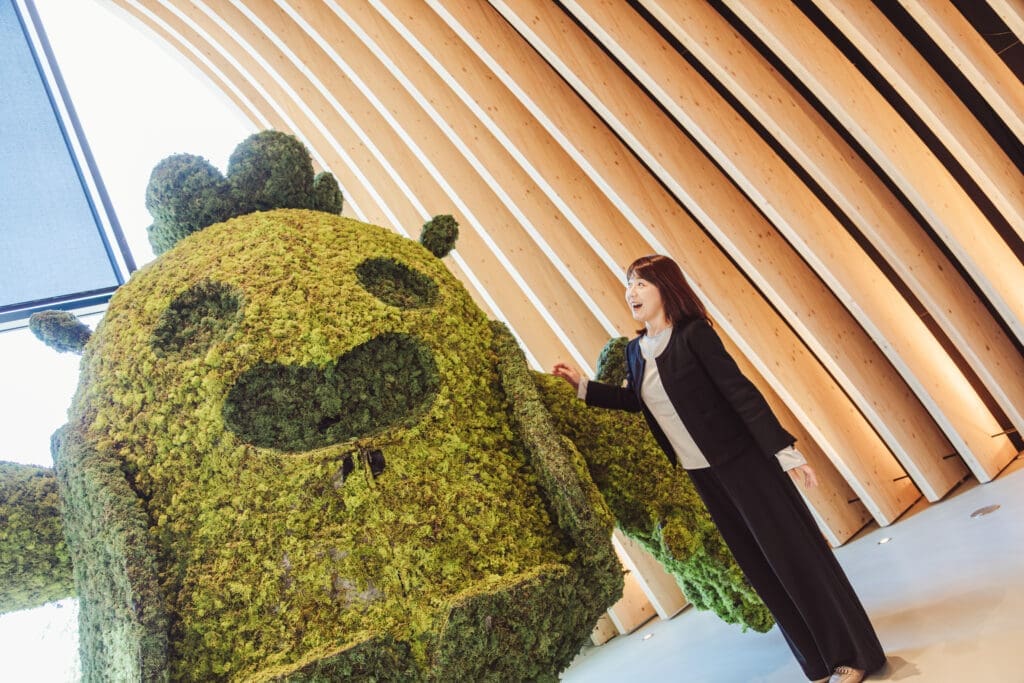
left=489, top=0, right=918, bottom=526
left=559, top=0, right=1001, bottom=496
left=719, top=0, right=1020, bottom=481
left=641, top=0, right=1024, bottom=475
left=986, top=0, right=1024, bottom=52
left=901, top=0, right=1024, bottom=145
left=723, top=0, right=1024, bottom=349
left=813, top=0, right=1024, bottom=241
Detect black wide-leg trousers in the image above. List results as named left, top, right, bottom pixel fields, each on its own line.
left=687, top=453, right=886, bottom=681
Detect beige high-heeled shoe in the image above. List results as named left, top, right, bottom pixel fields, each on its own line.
left=828, top=665, right=865, bottom=683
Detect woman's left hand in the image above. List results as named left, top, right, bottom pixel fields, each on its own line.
left=789, top=464, right=818, bottom=488
left=551, top=363, right=582, bottom=390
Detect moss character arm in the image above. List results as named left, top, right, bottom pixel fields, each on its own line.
left=0, top=461, right=74, bottom=614
left=532, top=338, right=775, bottom=633
left=51, top=425, right=170, bottom=683
left=28, top=310, right=91, bottom=354
left=489, top=320, right=622, bottom=595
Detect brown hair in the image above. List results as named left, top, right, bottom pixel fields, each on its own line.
left=626, top=254, right=709, bottom=335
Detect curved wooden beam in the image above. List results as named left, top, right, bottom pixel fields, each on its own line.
left=555, top=0, right=1003, bottom=492
left=901, top=0, right=1024, bottom=145
left=639, top=0, right=1024, bottom=478
left=816, top=0, right=1024, bottom=240
left=723, top=0, right=1024, bottom=348
left=987, top=0, right=1024, bottom=49
left=482, top=0, right=919, bottom=525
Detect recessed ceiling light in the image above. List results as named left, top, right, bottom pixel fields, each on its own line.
left=642, top=633, right=654, bottom=641
left=970, top=504, right=1001, bottom=518
left=877, top=537, right=892, bottom=545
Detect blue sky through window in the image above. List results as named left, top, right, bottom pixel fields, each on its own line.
left=0, top=0, right=122, bottom=311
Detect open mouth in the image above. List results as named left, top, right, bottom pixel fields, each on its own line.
left=222, top=332, right=439, bottom=452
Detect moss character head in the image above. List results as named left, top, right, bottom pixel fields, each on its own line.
left=55, top=208, right=620, bottom=681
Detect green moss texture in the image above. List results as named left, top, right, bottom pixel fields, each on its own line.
left=145, top=131, right=343, bottom=255
left=418, top=215, right=459, bottom=259
left=28, top=309, right=92, bottom=354
left=532, top=369, right=774, bottom=633
left=0, top=461, right=74, bottom=613
left=57, top=209, right=620, bottom=681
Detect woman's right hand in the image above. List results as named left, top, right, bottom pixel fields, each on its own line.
left=551, top=363, right=581, bottom=390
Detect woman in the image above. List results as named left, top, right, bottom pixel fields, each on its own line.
left=553, top=254, right=885, bottom=683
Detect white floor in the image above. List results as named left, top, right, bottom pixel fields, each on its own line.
left=561, top=456, right=1024, bottom=683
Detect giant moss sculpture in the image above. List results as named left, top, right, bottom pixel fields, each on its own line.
left=55, top=208, right=621, bottom=681
left=14, top=128, right=772, bottom=680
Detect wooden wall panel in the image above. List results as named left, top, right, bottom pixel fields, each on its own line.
left=988, top=0, right=1024, bottom=49
left=643, top=0, right=1024, bottom=458
left=722, top=0, right=1024, bottom=349
left=554, top=0, right=989, bottom=495
left=901, top=0, right=1024, bottom=145
left=116, top=0, right=1022, bottom=541
left=480, top=0, right=919, bottom=524
left=809, top=1, right=1024, bottom=240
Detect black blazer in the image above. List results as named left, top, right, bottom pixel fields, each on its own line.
left=585, top=318, right=795, bottom=468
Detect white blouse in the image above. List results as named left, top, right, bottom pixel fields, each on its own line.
left=579, top=326, right=806, bottom=472
left=639, top=327, right=711, bottom=469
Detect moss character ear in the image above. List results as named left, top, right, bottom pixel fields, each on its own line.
left=419, top=214, right=459, bottom=258
left=28, top=310, right=91, bottom=354
left=312, top=171, right=344, bottom=214
left=145, top=153, right=238, bottom=255
left=227, top=130, right=316, bottom=215
left=145, top=130, right=341, bottom=254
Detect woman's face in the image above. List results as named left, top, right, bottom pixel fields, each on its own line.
left=625, top=275, right=666, bottom=326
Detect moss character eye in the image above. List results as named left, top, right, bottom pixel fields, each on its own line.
left=355, top=257, right=438, bottom=309
left=151, top=279, right=243, bottom=356
left=223, top=332, right=439, bottom=451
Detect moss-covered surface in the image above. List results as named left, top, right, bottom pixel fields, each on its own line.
left=311, top=171, right=344, bottom=215
left=227, top=130, right=315, bottom=215
left=0, top=461, right=74, bottom=613
left=145, top=153, right=238, bottom=255
left=53, top=426, right=170, bottom=681
left=58, top=209, right=619, bottom=681
left=593, top=336, right=629, bottom=387
left=145, top=131, right=344, bottom=255
left=419, top=215, right=459, bottom=258
left=532, top=372, right=774, bottom=633
left=28, top=310, right=92, bottom=354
